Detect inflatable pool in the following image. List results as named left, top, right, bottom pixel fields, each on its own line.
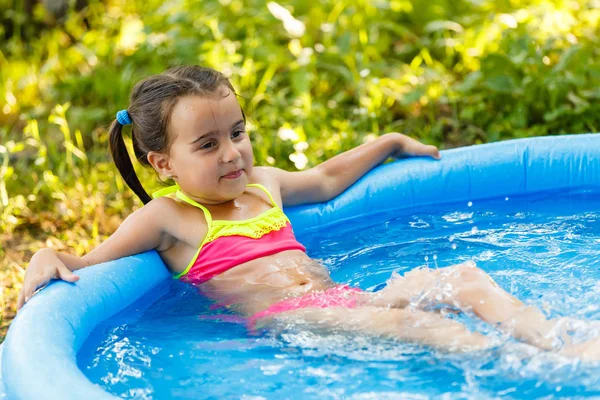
left=2, top=134, right=599, bottom=399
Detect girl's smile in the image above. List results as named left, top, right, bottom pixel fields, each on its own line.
left=222, top=169, right=243, bottom=179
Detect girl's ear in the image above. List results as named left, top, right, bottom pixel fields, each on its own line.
left=147, top=151, right=176, bottom=179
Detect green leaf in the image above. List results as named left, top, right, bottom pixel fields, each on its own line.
left=485, top=75, right=517, bottom=93
left=424, top=20, right=464, bottom=33
left=553, top=45, right=581, bottom=73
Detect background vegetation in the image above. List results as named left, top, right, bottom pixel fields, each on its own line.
left=1, top=0, right=599, bottom=341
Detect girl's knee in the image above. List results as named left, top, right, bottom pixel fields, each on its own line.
left=452, top=262, right=487, bottom=283
left=461, top=332, right=493, bottom=351
left=446, top=263, right=497, bottom=299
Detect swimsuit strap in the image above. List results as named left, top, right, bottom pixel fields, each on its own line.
left=151, top=185, right=178, bottom=198
left=246, top=183, right=278, bottom=207
left=175, top=190, right=213, bottom=227
left=151, top=184, right=213, bottom=226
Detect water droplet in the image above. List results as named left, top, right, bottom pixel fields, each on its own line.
left=451, top=243, right=457, bottom=250
left=433, top=254, right=438, bottom=260
left=505, top=197, right=509, bottom=201
left=467, top=201, right=473, bottom=207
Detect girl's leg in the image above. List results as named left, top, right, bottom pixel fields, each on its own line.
left=260, top=305, right=492, bottom=353
left=368, top=261, right=577, bottom=351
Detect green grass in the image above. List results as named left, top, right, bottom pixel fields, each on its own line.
left=2, top=0, right=599, bottom=341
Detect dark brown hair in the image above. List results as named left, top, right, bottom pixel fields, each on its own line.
left=108, top=65, right=240, bottom=204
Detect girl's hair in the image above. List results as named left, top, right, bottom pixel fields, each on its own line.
left=108, top=65, right=240, bottom=204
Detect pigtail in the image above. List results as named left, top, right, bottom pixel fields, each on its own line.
left=108, top=120, right=152, bottom=204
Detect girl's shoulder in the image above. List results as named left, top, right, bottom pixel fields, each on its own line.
left=148, top=193, right=209, bottom=221
left=147, top=194, right=190, bottom=215
left=141, top=197, right=209, bottom=271
left=250, top=166, right=280, bottom=189
left=248, top=166, right=284, bottom=204
left=145, top=195, right=210, bottom=247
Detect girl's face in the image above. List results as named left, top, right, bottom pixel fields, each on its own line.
left=165, top=91, right=254, bottom=204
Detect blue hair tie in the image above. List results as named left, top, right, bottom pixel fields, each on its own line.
left=116, top=109, right=132, bottom=126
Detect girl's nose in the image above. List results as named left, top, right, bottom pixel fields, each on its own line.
left=221, top=139, right=242, bottom=163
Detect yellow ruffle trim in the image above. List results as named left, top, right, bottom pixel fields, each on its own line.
left=204, top=208, right=291, bottom=243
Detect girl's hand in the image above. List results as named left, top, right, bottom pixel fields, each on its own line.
left=16, top=248, right=80, bottom=311
left=389, top=133, right=441, bottom=160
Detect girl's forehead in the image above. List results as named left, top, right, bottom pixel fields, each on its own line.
left=170, top=93, right=242, bottom=138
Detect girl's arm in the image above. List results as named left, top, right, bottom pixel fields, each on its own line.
left=16, top=197, right=176, bottom=310
left=270, top=132, right=440, bottom=206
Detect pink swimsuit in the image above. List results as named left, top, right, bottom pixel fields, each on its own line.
left=153, top=183, right=362, bottom=329
left=247, top=285, right=362, bottom=331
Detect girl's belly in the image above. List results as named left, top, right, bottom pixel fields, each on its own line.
left=198, top=250, right=336, bottom=315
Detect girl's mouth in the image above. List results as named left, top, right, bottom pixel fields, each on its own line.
left=222, top=169, right=243, bottom=179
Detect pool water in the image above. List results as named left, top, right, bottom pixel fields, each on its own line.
left=77, top=189, right=600, bottom=399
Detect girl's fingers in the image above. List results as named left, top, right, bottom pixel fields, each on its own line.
left=426, top=145, right=441, bottom=159
left=16, top=291, right=24, bottom=310
left=418, top=144, right=441, bottom=159
left=17, top=283, right=34, bottom=311
left=403, top=142, right=441, bottom=160
left=57, top=265, right=79, bottom=282
left=17, top=265, right=78, bottom=312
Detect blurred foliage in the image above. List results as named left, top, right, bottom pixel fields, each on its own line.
left=1, top=0, right=600, bottom=340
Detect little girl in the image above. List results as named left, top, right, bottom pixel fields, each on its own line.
left=16, top=65, right=600, bottom=360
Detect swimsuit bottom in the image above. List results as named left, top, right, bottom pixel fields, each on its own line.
left=247, top=285, right=363, bottom=331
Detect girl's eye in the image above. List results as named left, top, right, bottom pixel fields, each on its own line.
left=232, top=130, right=245, bottom=139
left=198, top=130, right=244, bottom=151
